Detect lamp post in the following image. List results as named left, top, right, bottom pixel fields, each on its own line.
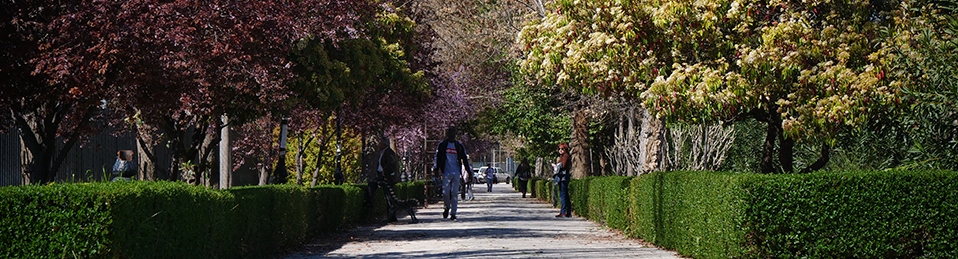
left=272, top=118, right=289, bottom=184
left=333, top=113, right=344, bottom=185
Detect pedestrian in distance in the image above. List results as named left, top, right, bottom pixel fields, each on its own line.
left=485, top=163, right=495, bottom=192
left=515, top=158, right=532, bottom=198
left=553, top=143, right=572, bottom=217
left=434, top=126, right=471, bottom=221
left=462, top=165, right=475, bottom=201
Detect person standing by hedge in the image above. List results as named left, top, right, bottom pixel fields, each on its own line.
left=371, top=135, right=402, bottom=222
left=515, top=158, right=532, bottom=198
left=553, top=143, right=572, bottom=217
left=434, top=126, right=471, bottom=220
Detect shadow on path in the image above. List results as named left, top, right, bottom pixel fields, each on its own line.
left=279, top=183, right=683, bottom=259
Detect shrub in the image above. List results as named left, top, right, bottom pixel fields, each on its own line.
left=627, top=171, right=753, bottom=259
left=587, top=176, right=633, bottom=230
left=307, top=185, right=347, bottom=234
left=0, top=181, right=237, bottom=259
left=229, top=185, right=310, bottom=258
left=569, top=177, right=593, bottom=218
left=744, top=170, right=958, bottom=258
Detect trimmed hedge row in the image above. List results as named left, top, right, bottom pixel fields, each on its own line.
left=744, top=171, right=958, bottom=258
left=531, top=170, right=958, bottom=259
left=0, top=180, right=426, bottom=259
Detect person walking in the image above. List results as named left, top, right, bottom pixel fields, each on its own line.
left=484, top=163, right=495, bottom=192
left=434, top=126, right=471, bottom=220
left=553, top=143, right=572, bottom=217
left=462, top=165, right=475, bottom=201
left=515, top=158, right=532, bottom=198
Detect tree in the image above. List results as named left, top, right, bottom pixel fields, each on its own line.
left=40, top=0, right=375, bottom=184
left=518, top=0, right=927, bottom=173
left=2, top=1, right=116, bottom=184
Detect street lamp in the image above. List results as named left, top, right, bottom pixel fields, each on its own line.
left=272, top=118, right=289, bottom=184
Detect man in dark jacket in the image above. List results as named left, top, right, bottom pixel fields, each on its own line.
left=434, top=126, right=471, bottom=220
left=370, top=135, right=403, bottom=222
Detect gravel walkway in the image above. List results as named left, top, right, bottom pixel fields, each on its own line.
left=282, top=183, right=684, bottom=259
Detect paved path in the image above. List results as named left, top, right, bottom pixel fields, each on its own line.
left=282, top=183, right=683, bottom=259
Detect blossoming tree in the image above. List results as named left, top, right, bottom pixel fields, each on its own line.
left=518, top=0, right=936, bottom=173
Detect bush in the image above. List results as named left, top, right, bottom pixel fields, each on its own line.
left=0, top=180, right=386, bottom=259
left=229, top=185, right=310, bottom=258
left=569, top=177, right=592, bottom=218
left=744, top=170, right=958, bottom=258
left=632, top=171, right=752, bottom=259
left=587, top=176, right=633, bottom=230
left=307, top=186, right=347, bottom=234
left=527, top=178, right=538, bottom=198
left=0, top=181, right=237, bottom=259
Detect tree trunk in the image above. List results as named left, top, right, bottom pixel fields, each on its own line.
left=13, top=102, right=94, bottom=184
left=136, top=133, right=159, bottom=181
left=760, top=117, right=778, bottom=174
left=642, top=108, right=666, bottom=173
left=570, top=105, right=592, bottom=179
left=778, top=133, right=795, bottom=174
left=309, top=137, right=329, bottom=187
left=799, top=142, right=831, bottom=173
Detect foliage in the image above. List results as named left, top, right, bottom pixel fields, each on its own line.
left=0, top=0, right=109, bottom=183
left=744, top=171, right=958, bottom=258
left=887, top=0, right=958, bottom=170
left=584, top=176, right=633, bottom=229
left=0, top=180, right=421, bottom=258
left=480, top=78, right=572, bottom=159
left=516, top=0, right=956, bottom=173
left=629, top=171, right=752, bottom=258
left=517, top=0, right=666, bottom=97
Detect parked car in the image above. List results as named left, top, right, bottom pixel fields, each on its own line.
left=471, top=168, right=484, bottom=184
left=477, top=166, right=511, bottom=184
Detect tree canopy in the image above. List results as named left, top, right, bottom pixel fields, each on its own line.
left=516, top=0, right=952, bottom=173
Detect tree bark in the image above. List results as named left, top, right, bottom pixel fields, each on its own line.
left=799, top=142, right=831, bottom=174
left=759, top=114, right=778, bottom=174
left=778, top=132, right=795, bottom=174
left=13, top=102, right=95, bottom=184
left=570, top=105, right=592, bottom=179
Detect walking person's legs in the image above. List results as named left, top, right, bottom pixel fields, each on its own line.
left=466, top=183, right=474, bottom=200
left=447, top=174, right=460, bottom=219
left=487, top=180, right=493, bottom=192
left=442, top=175, right=455, bottom=218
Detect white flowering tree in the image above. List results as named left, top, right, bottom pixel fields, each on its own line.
left=518, top=0, right=943, bottom=173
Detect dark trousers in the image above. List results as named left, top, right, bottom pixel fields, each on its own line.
left=558, top=180, right=571, bottom=215
left=366, top=179, right=397, bottom=222
left=518, top=179, right=528, bottom=194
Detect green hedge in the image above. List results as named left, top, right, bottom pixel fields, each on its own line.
left=620, top=170, right=958, bottom=259
left=569, top=177, right=592, bottom=218
left=229, top=185, right=310, bottom=258
left=586, top=176, right=633, bottom=230
left=522, top=171, right=958, bottom=258
left=744, top=171, right=958, bottom=258
left=0, top=180, right=429, bottom=259
left=628, top=171, right=753, bottom=259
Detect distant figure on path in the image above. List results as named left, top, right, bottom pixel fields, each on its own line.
left=485, top=163, right=495, bottom=192
left=515, top=158, right=532, bottom=198
left=462, top=165, right=475, bottom=201
left=434, top=126, right=471, bottom=220
left=553, top=143, right=571, bottom=217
